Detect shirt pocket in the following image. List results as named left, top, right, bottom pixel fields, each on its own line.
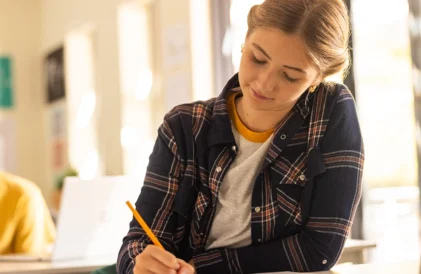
left=173, top=179, right=211, bottom=221
left=271, top=152, right=308, bottom=230
left=272, top=152, right=308, bottom=187
left=173, top=178, right=197, bottom=220
left=171, top=179, right=197, bottom=250
left=273, top=148, right=327, bottom=232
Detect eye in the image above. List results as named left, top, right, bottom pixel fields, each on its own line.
left=252, top=55, right=266, bottom=65
left=284, top=73, right=298, bottom=83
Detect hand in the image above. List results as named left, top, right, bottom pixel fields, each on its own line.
left=133, top=245, right=180, bottom=274
left=177, top=259, right=195, bottom=274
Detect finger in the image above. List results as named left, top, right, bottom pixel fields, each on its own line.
left=133, top=261, right=155, bottom=274
left=177, top=259, right=195, bottom=274
left=145, top=245, right=180, bottom=269
left=145, top=256, right=178, bottom=274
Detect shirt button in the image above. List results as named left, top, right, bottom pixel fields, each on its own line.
left=299, top=174, right=306, bottom=181
left=254, top=207, right=261, bottom=213
left=280, top=134, right=287, bottom=140
left=257, top=239, right=262, bottom=243
left=216, top=167, right=222, bottom=173
left=322, top=259, right=327, bottom=265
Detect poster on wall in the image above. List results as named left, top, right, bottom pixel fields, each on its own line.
left=45, top=47, right=65, bottom=103
left=0, top=57, right=13, bottom=108
left=52, top=140, right=66, bottom=170
left=51, top=105, right=67, bottom=139
left=49, top=102, right=68, bottom=173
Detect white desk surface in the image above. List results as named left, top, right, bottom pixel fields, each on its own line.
left=343, top=239, right=376, bottom=251
left=263, top=260, right=419, bottom=274
left=0, top=240, right=388, bottom=274
left=1, top=259, right=417, bottom=274
left=0, top=257, right=115, bottom=274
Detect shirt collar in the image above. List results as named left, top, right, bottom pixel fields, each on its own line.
left=207, top=73, right=312, bottom=147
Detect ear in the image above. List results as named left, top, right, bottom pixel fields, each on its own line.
left=312, top=74, right=324, bottom=86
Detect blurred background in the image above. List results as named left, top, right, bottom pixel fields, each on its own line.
left=0, top=0, right=419, bottom=266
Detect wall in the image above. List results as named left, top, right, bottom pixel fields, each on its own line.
left=40, top=0, right=197, bottom=199
left=41, top=0, right=124, bottom=183
left=0, top=0, right=211, bottom=202
left=0, top=0, right=47, bottom=195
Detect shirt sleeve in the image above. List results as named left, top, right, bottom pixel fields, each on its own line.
left=192, top=91, right=364, bottom=274
left=14, top=188, right=56, bottom=255
left=117, top=116, right=184, bottom=274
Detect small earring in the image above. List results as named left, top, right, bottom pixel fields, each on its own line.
left=309, top=85, right=318, bottom=93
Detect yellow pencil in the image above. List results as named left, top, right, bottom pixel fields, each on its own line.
left=125, top=201, right=165, bottom=250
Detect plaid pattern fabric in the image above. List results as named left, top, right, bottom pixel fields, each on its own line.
left=117, top=74, right=364, bottom=274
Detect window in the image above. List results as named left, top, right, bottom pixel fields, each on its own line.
left=352, top=0, right=417, bottom=188
left=65, top=27, right=101, bottom=179
left=117, top=0, right=156, bottom=180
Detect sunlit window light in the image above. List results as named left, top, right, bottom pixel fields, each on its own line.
left=325, top=72, right=344, bottom=84
left=75, top=90, right=96, bottom=129
left=230, top=0, right=263, bottom=25
left=65, top=28, right=100, bottom=175
left=79, top=150, right=99, bottom=180
left=120, top=126, right=142, bottom=149
left=229, top=0, right=264, bottom=71
left=130, top=139, right=154, bottom=178
left=412, top=66, right=421, bottom=96
left=117, top=1, right=152, bottom=100
left=222, top=27, right=233, bottom=57
left=135, top=70, right=153, bottom=101
left=189, top=0, right=214, bottom=101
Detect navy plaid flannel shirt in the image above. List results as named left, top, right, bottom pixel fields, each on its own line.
left=117, top=74, right=364, bottom=274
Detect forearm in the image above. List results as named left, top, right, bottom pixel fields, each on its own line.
left=192, top=228, right=345, bottom=274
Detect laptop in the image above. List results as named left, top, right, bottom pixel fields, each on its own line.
left=0, top=176, right=142, bottom=262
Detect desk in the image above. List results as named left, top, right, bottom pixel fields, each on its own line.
left=0, top=240, right=376, bottom=274
left=338, top=239, right=377, bottom=264
left=262, top=260, right=419, bottom=274
left=0, top=257, right=115, bottom=274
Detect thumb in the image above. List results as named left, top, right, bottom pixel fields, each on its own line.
left=177, top=259, right=195, bottom=274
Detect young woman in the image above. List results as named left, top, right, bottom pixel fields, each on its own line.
left=117, top=0, right=364, bottom=273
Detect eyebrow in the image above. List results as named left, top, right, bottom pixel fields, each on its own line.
left=252, top=42, right=307, bottom=75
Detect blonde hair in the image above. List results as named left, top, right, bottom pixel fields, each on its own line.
left=247, top=0, right=351, bottom=80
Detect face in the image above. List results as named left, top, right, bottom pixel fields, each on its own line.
left=238, top=27, right=320, bottom=112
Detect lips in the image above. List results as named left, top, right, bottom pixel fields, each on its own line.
left=251, top=87, right=272, bottom=101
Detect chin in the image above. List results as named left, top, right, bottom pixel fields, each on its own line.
left=243, top=94, right=273, bottom=111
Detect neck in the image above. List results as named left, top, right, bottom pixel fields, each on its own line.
left=236, top=97, right=292, bottom=132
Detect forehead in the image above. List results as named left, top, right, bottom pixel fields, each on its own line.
left=247, top=27, right=314, bottom=72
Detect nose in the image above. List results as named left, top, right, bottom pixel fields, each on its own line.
left=256, top=70, right=277, bottom=93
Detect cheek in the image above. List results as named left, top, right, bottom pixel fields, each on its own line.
left=274, top=86, right=308, bottom=102
left=239, top=62, right=258, bottom=83
left=238, top=65, right=251, bottom=85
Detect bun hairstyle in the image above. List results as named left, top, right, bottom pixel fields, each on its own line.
left=247, top=0, right=351, bottom=80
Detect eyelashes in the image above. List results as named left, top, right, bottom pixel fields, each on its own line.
left=251, top=55, right=299, bottom=83
left=284, top=73, right=298, bottom=83
left=252, top=55, right=266, bottom=65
